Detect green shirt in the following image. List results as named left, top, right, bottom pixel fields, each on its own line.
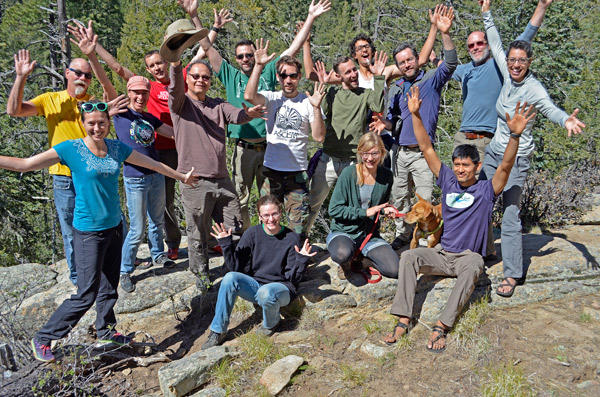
left=216, top=57, right=280, bottom=140
left=321, top=75, right=385, bottom=160
left=328, top=165, right=393, bottom=240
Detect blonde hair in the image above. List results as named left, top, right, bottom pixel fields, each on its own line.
left=356, top=132, right=387, bottom=186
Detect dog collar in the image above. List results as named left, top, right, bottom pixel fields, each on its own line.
left=418, top=219, right=444, bottom=237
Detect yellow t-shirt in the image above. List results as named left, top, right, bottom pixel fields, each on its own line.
left=29, top=90, right=90, bottom=176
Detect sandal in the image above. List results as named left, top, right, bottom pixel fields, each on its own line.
left=383, top=321, right=410, bottom=345
left=426, top=325, right=447, bottom=353
left=496, top=278, right=517, bottom=298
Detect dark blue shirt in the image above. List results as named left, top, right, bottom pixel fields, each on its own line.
left=386, top=50, right=457, bottom=146
left=113, top=108, right=163, bottom=178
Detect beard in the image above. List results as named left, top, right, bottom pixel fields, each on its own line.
left=73, top=80, right=87, bottom=96
left=470, top=47, right=490, bottom=65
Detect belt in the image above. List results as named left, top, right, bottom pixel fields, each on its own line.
left=399, top=145, right=420, bottom=151
left=463, top=131, right=494, bottom=139
left=236, top=139, right=266, bottom=152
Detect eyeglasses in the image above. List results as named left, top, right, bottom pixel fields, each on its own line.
left=354, top=43, right=371, bottom=52
left=360, top=151, right=381, bottom=159
left=467, top=40, right=487, bottom=49
left=278, top=72, right=299, bottom=79
left=68, top=67, right=92, bottom=80
left=236, top=53, right=254, bottom=60
left=189, top=73, right=211, bottom=81
left=507, top=57, right=530, bottom=65
left=80, top=102, right=108, bottom=112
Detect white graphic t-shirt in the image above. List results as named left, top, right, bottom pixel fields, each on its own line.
left=261, top=91, right=324, bottom=171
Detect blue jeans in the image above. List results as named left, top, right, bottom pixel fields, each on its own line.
left=209, top=272, right=291, bottom=334
left=120, top=173, right=166, bottom=275
left=53, top=175, right=76, bottom=285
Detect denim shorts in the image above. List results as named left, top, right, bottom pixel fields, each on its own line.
left=326, top=231, right=390, bottom=256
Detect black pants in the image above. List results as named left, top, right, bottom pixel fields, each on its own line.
left=327, top=234, right=399, bottom=279
left=36, top=223, right=123, bottom=344
left=158, top=148, right=182, bottom=250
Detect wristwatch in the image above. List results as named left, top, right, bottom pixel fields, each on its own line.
left=510, top=133, right=521, bottom=139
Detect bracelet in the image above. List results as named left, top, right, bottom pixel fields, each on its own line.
left=211, top=26, right=221, bottom=33
left=510, top=133, right=521, bottom=139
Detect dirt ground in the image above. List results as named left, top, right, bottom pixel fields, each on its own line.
left=102, top=289, right=600, bottom=396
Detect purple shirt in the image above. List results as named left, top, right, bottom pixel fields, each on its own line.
left=114, top=108, right=163, bottom=178
left=437, top=164, right=496, bottom=256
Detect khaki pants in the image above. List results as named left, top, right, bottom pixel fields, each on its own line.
left=305, top=153, right=354, bottom=234
left=231, top=143, right=265, bottom=231
left=391, top=146, right=434, bottom=240
left=181, top=177, right=242, bottom=277
left=390, top=246, right=484, bottom=327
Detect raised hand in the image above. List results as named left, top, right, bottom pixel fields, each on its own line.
left=14, top=49, right=36, bottom=77
left=479, top=0, right=490, bottom=13
left=308, top=0, right=332, bottom=18
left=429, top=4, right=440, bottom=25
left=314, top=60, right=335, bottom=84
left=407, top=85, right=422, bottom=114
left=68, top=20, right=98, bottom=55
left=254, top=38, right=277, bottom=66
left=213, top=8, right=233, bottom=29
left=369, top=51, right=388, bottom=76
left=505, top=102, right=536, bottom=137
left=369, top=114, right=387, bottom=135
left=107, top=94, right=129, bottom=117
left=539, top=0, right=553, bottom=7
left=177, top=0, right=198, bottom=17
left=306, top=82, right=326, bottom=108
left=295, top=239, right=317, bottom=257
left=210, top=223, right=232, bottom=240
left=436, top=4, right=454, bottom=33
left=564, top=109, right=585, bottom=137
left=242, top=103, right=267, bottom=119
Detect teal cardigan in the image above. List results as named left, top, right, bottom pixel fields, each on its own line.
left=328, top=165, right=393, bottom=240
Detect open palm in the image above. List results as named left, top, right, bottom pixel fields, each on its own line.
left=14, top=49, right=36, bottom=77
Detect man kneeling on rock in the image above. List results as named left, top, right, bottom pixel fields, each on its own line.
left=202, top=195, right=315, bottom=349
left=382, top=86, right=535, bottom=352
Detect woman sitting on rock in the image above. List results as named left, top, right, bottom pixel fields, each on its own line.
left=202, top=194, right=315, bottom=349
left=0, top=100, right=197, bottom=362
left=326, top=132, right=400, bottom=280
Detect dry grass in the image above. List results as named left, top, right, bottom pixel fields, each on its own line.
left=480, top=363, right=534, bottom=397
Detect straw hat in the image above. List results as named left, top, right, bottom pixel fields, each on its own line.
left=159, top=19, right=208, bottom=62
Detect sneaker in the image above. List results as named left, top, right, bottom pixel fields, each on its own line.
left=98, top=331, right=132, bottom=346
left=255, top=324, right=277, bottom=337
left=391, top=237, right=410, bottom=250
left=135, top=258, right=153, bottom=270
left=153, top=254, right=176, bottom=268
left=201, top=330, right=226, bottom=350
left=120, top=273, right=135, bottom=293
left=167, top=247, right=179, bottom=260
left=31, top=338, right=55, bottom=362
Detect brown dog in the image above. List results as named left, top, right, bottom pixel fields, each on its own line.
left=404, top=194, right=443, bottom=249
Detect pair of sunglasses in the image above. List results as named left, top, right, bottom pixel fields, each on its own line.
left=68, top=67, right=93, bottom=80
left=80, top=102, right=108, bottom=113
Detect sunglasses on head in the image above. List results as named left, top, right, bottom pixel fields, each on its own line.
left=80, top=102, right=108, bottom=113
left=278, top=72, right=299, bottom=79
left=189, top=73, right=211, bottom=81
left=236, top=53, right=254, bottom=60
left=467, top=40, right=486, bottom=49
left=68, top=67, right=93, bottom=80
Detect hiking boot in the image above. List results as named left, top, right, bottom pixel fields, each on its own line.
left=391, top=237, right=410, bottom=250
left=167, top=247, right=179, bottom=260
left=336, top=261, right=352, bottom=280
left=31, top=338, right=55, bottom=362
left=201, top=330, right=226, bottom=350
left=120, top=273, right=135, bottom=293
left=255, top=323, right=279, bottom=337
left=98, top=331, right=132, bottom=346
left=153, top=254, right=176, bottom=269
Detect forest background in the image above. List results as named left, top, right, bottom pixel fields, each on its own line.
left=0, top=0, right=598, bottom=267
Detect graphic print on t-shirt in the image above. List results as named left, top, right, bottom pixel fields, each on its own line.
left=74, top=139, right=124, bottom=178
left=274, top=105, right=302, bottom=139
left=129, top=118, right=156, bottom=147
left=446, top=192, right=475, bottom=209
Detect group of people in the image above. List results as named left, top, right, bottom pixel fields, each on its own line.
left=0, top=0, right=584, bottom=361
